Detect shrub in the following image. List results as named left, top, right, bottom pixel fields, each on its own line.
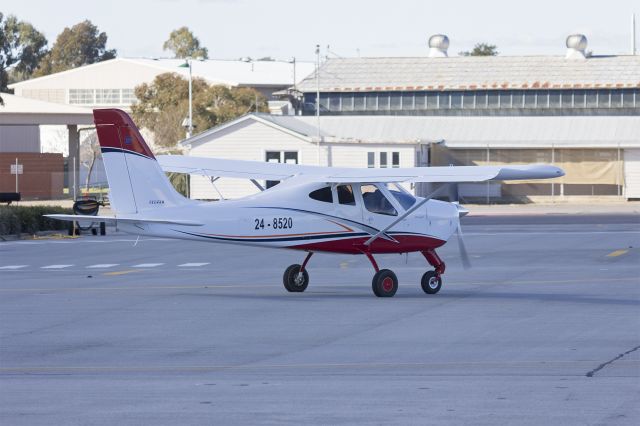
left=0, top=205, right=73, bottom=236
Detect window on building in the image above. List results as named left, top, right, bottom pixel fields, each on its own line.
left=622, top=89, right=635, bottom=108
left=597, top=90, right=610, bottom=108
left=342, top=93, right=354, bottom=111
left=499, top=91, right=511, bottom=108
left=121, top=89, right=137, bottom=105
left=487, top=91, right=499, bottom=108
left=69, top=89, right=94, bottom=104
left=610, top=90, right=622, bottom=108
left=512, top=90, right=524, bottom=108
left=451, top=92, right=462, bottom=109
left=378, top=93, right=390, bottom=111
left=361, top=185, right=398, bottom=216
left=390, top=92, right=402, bottom=110
left=537, top=91, right=549, bottom=108
left=354, top=93, right=365, bottom=111
left=319, top=94, right=329, bottom=111
left=392, top=152, right=400, bottom=168
left=524, top=91, right=536, bottom=108
left=366, top=93, right=377, bottom=110
left=415, top=92, right=426, bottom=110
left=549, top=91, right=561, bottom=108
left=462, top=92, right=475, bottom=109
left=309, top=187, right=333, bottom=203
left=574, top=90, right=586, bottom=108
left=586, top=91, right=598, bottom=108
left=402, top=92, right=415, bottom=110
left=329, top=94, right=341, bottom=111
left=265, top=151, right=297, bottom=188
left=337, top=185, right=356, bottom=205
left=561, top=90, right=573, bottom=108
left=95, top=89, right=120, bottom=104
left=380, top=152, right=388, bottom=168
left=438, top=92, right=451, bottom=109
left=367, top=152, right=375, bottom=168
left=426, top=92, right=438, bottom=109
left=476, top=91, right=488, bottom=109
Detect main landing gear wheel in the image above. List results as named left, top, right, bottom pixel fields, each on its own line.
left=421, top=270, right=442, bottom=295
left=372, top=269, right=398, bottom=298
left=283, top=264, right=309, bottom=293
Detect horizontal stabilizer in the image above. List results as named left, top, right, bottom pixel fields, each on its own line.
left=45, top=214, right=204, bottom=226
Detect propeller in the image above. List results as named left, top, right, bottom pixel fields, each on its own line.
left=454, top=203, right=471, bottom=269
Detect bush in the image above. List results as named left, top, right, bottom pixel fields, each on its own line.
left=0, top=205, right=73, bottom=236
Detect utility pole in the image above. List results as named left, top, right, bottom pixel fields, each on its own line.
left=633, top=13, right=637, bottom=55
left=315, top=44, right=321, bottom=165
left=188, top=58, right=193, bottom=138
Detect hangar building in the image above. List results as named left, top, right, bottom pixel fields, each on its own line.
left=184, top=34, right=640, bottom=202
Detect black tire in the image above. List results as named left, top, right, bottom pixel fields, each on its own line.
left=91, top=228, right=98, bottom=236
left=421, top=271, right=442, bottom=294
left=372, top=269, right=398, bottom=297
left=283, top=264, right=309, bottom=292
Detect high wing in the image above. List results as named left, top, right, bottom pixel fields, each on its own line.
left=157, top=155, right=564, bottom=183
left=44, top=214, right=204, bottom=226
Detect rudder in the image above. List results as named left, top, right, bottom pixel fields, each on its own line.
left=94, top=109, right=187, bottom=214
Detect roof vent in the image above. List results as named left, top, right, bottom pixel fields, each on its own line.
left=428, top=34, right=449, bottom=57
left=566, top=34, right=588, bottom=59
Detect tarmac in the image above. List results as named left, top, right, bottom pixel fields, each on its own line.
left=0, top=209, right=638, bottom=425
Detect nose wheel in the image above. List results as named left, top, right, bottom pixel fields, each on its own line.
left=283, top=264, right=309, bottom=292
left=421, top=270, right=442, bottom=294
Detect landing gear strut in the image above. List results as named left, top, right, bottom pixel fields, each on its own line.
left=421, top=249, right=445, bottom=295
left=283, top=252, right=313, bottom=292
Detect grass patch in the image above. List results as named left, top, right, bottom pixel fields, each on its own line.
left=0, top=205, right=73, bottom=236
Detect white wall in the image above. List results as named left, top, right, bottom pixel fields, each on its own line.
left=189, top=120, right=323, bottom=199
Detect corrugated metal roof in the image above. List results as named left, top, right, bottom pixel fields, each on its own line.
left=296, top=56, right=640, bottom=92
left=258, top=114, right=640, bottom=148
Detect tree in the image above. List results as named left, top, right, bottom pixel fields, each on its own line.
left=131, top=72, right=267, bottom=149
left=459, top=43, right=499, bottom=57
left=33, top=20, right=115, bottom=77
left=0, top=13, right=48, bottom=103
left=163, top=27, right=208, bottom=59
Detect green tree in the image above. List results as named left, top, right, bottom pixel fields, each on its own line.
left=0, top=13, right=48, bottom=103
left=34, top=20, right=115, bottom=77
left=459, top=43, right=499, bottom=57
left=131, top=72, right=267, bottom=149
left=163, top=27, right=208, bottom=59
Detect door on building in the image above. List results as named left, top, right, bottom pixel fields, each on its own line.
left=265, top=151, right=298, bottom=189
left=624, top=149, right=640, bottom=199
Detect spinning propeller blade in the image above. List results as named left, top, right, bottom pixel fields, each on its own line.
left=455, top=204, right=471, bottom=269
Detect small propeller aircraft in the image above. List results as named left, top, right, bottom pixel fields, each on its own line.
left=48, top=109, right=564, bottom=297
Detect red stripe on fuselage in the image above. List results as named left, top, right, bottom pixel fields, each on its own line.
left=290, top=234, right=446, bottom=254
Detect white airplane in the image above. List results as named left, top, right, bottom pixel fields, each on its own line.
left=48, top=109, right=564, bottom=297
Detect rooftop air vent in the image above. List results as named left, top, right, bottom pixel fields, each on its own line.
left=428, top=34, right=449, bottom=58
left=566, top=34, right=588, bottom=59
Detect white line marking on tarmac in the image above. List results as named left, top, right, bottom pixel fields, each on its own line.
left=178, top=263, right=210, bottom=267
left=41, top=264, right=73, bottom=269
left=86, top=264, right=119, bottom=269
left=132, top=263, right=164, bottom=268
left=0, top=265, right=28, bottom=270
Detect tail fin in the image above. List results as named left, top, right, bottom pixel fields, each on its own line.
left=94, top=109, right=188, bottom=214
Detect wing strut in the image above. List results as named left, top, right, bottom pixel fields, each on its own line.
left=364, top=184, right=450, bottom=247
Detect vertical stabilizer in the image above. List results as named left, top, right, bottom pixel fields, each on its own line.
left=93, top=109, right=187, bottom=214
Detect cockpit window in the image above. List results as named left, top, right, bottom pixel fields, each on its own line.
left=360, top=185, right=398, bottom=216
left=309, top=186, right=333, bottom=203
left=389, top=189, right=416, bottom=210
left=337, top=185, right=356, bottom=205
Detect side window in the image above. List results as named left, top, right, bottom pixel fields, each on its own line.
left=361, top=185, right=397, bottom=216
left=337, top=185, right=356, bottom=205
left=309, top=187, right=333, bottom=203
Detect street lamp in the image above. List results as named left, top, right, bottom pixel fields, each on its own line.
left=178, top=58, right=193, bottom=139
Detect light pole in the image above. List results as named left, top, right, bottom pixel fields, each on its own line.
left=315, top=44, right=321, bottom=165
left=179, top=58, right=194, bottom=138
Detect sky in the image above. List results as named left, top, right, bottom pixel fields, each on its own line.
left=4, top=0, right=639, bottom=62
